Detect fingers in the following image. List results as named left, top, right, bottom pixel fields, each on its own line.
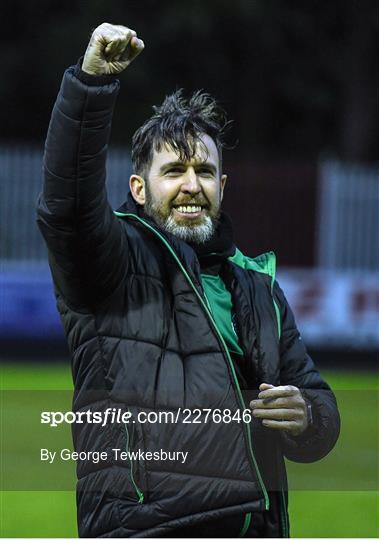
left=258, top=384, right=299, bottom=400
left=105, top=34, right=144, bottom=66
left=94, top=22, right=136, bottom=45
left=252, top=407, right=304, bottom=421
left=250, top=383, right=308, bottom=436
left=87, top=22, right=144, bottom=73
left=100, top=27, right=135, bottom=58
left=259, top=383, right=274, bottom=391
left=122, top=37, right=145, bottom=64
left=250, top=395, right=304, bottom=410
left=261, top=420, right=298, bottom=431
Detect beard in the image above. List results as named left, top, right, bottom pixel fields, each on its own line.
left=161, top=213, right=215, bottom=243
left=144, top=186, right=220, bottom=244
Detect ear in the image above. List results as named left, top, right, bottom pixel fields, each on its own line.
left=129, top=174, right=146, bottom=205
left=220, top=174, right=227, bottom=201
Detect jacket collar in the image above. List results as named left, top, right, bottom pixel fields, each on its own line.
left=116, top=193, right=236, bottom=265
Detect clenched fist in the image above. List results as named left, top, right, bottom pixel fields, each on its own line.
left=82, top=22, right=144, bottom=76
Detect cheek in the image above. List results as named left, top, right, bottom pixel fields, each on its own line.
left=149, top=182, right=171, bottom=203
left=205, top=185, right=221, bottom=205
left=158, top=182, right=182, bottom=204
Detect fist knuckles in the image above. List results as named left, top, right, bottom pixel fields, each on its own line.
left=82, top=22, right=144, bottom=76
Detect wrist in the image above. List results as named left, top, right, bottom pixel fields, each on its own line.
left=74, top=57, right=119, bottom=86
left=284, top=401, right=314, bottom=441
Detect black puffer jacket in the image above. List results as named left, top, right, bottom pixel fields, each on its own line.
left=37, top=66, right=340, bottom=538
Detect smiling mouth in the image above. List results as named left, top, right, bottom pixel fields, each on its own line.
left=175, top=204, right=203, bottom=213
left=172, top=204, right=206, bottom=219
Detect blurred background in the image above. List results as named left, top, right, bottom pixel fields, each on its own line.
left=1, top=0, right=378, bottom=537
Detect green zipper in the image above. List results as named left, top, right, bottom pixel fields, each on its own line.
left=115, top=211, right=270, bottom=511
left=239, top=512, right=252, bottom=537
left=266, top=252, right=281, bottom=340
left=124, top=422, right=144, bottom=503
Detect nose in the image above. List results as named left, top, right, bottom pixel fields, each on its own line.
left=180, top=167, right=201, bottom=194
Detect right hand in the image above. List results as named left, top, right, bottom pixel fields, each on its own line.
left=82, top=22, right=144, bottom=76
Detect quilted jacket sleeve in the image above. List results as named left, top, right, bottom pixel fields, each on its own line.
left=37, top=65, right=128, bottom=309
left=273, top=280, right=341, bottom=463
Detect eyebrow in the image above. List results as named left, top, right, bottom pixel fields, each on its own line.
left=159, top=161, right=218, bottom=174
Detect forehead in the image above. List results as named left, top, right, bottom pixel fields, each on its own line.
left=152, top=133, right=219, bottom=168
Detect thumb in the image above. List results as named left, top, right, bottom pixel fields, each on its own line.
left=259, top=382, right=274, bottom=391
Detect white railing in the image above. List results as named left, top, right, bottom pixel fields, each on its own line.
left=317, top=161, right=379, bottom=270
left=0, top=145, right=132, bottom=263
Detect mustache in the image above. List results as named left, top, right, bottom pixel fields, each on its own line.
left=171, top=198, right=209, bottom=207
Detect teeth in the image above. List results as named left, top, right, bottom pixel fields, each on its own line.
left=176, top=205, right=202, bottom=213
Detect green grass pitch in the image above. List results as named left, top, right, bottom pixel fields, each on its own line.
left=0, top=363, right=378, bottom=537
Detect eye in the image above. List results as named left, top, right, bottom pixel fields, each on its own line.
left=165, top=167, right=184, bottom=176
left=198, top=168, right=214, bottom=177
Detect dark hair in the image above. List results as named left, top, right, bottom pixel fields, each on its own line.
left=131, top=89, right=231, bottom=178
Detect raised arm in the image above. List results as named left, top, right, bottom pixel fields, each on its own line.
left=37, top=23, right=144, bottom=309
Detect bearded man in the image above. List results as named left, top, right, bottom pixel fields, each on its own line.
left=37, top=23, right=340, bottom=538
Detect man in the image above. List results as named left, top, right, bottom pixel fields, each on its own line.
left=37, top=23, right=340, bottom=538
